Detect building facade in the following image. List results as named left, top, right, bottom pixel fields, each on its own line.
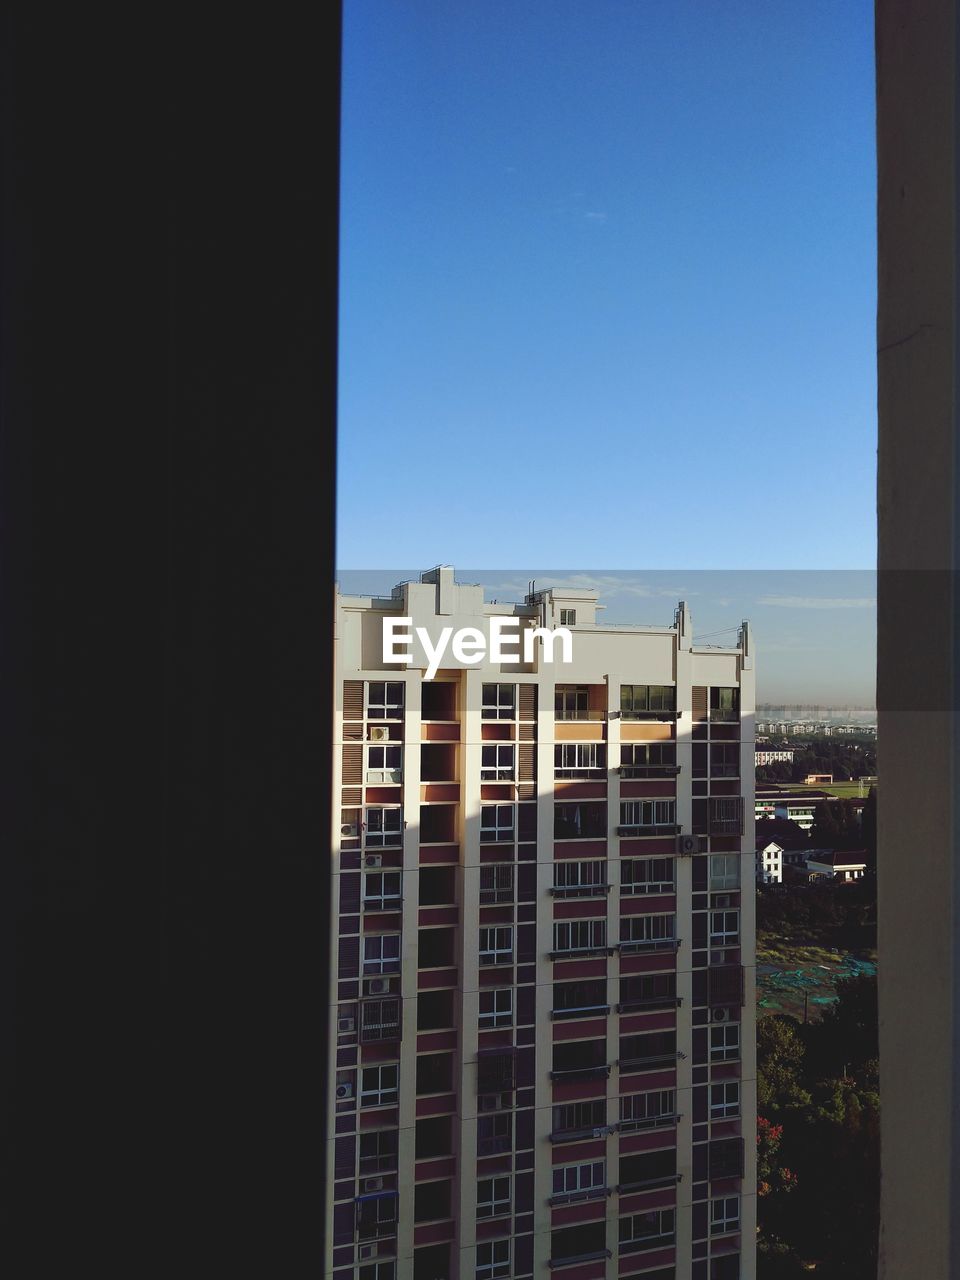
left=327, top=568, right=757, bottom=1280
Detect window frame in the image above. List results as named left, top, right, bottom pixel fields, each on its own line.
left=710, top=1195, right=741, bottom=1235
left=360, top=1063, right=399, bottom=1108
left=619, top=799, right=676, bottom=832
left=478, top=987, right=513, bottom=1028
left=476, top=1175, right=512, bottom=1219
left=619, top=1089, right=676, bottom=1131
left=367, top=681, right=405, bottom=720
left=710, top=1023, right=741, bottom=1063
left=710, top=1080, right=740, bottom=1119
left=362, top=869, right=402, bottom=910
left=480, top=803, right=515, bottom=843
left=620, top=683, right=677, bottom=718
left=552, top=1159, right=606, bottom=1199
left=552, top=918, right=607, bottom=956
left=481, top=682, right=515, bottom=720
left=709, top=853, right=740, bottom=891
left=554, top=741, right=606, bottom=777
left=710, top=909, right=740, bottom=947
left=479, top=862, right=514, bottom=904
left=479, top=925, right=513, bottom=966
left=476, top=1238, right=511, bottom=1280
left=481, top=742, right=515, bottom=780
left=621, top=856, right=675, bottom=895
left=364, top=806, right=403, bottom=848
left=362, top=933, right=401, bottom=975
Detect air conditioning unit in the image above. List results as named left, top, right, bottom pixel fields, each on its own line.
left=367, top=977, right=391, bottom=996
left=369, top=726, right=390, bottom=742
left=365, top=854, right=383, bottom=868
left=357, top=1243, right=376, bottom=1260
left=363, top=1176, right=384, bottom=1193
left=336, top=1081, right=354, bottom=1100
left=341, top=823, right=358, bottom=837
left=591, top=1126, right=612, bottom=1139
left=338, top=1016, right=356, bottom=1034
left=713, top=894, right=733, bottom=909
left=711, top=1007, right=731, bottom=1023
left=677, top=834, right=697, bottom=855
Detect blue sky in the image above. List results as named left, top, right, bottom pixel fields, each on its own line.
left=337, top=568, right=876, bottom=706
left=337, top=2, right=877, bottom=701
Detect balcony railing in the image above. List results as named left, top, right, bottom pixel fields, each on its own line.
left=709, top=708, right=739, bottom=723
left=550, top=883, right=611, bottom=898
left=618, top=1112, right=679, bottom=1133
left=548, top=1249, right=612, bottom=1270
left=549, top=1064, right=611, bottom=1081
left=619, top=710, right=677, bottom=722
left=615, top=1172, right=682, bottom=1193
left=619, top=1232, right=676, bottom=1255
left=617, top=823, right=679, bottom=837
left=617, top=938, right=680, bottom=954
left=548, top=945, right=614, bottom=960
left=617, top=1051, right=681, bottom=1070
left=555, top=709, right=607, bottom=722
left=621, top=881, right=675, bottom=896
left=618, top=764, right=681, bottom=778
left=548, top=1185, right=611, bottom=1207
left=549, top=1123, right=615, bottom=1143
left=550, top=1003, right=610, bottom=1021
left=617, top=995, right=681, bottom=1013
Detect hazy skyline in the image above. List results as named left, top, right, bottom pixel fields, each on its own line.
left=336, top=568, right=877, bottom=706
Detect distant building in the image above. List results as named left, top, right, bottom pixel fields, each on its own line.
left=756, top=841, right=783, bottom=885
left=805, top=773, right=833, bottom=785
left=755, top=746, right=796, bottom=767
left=806, top=851, right=868, bottom=882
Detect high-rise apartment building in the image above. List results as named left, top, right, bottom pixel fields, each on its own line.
left=327, top=567, right=756, bottom=1280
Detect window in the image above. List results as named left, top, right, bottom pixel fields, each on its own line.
left=554, top=742, right=606, bottom=777
left=363, top=871, right=402, bottom=909
left=552, top=918, right=607, bottom=955
left=419, top=865, right=455, bottom=906
left=619, top=972, right=676, bottom=1011
left=417, top=989, right=454, bottom=1031
left=364, top=807, right=402, bottom=847
left=619, top=799, right=676, bottom=831
left=416, top=1053, right=453, bottom=1096
left=476, top=1239, right=510, bottom=1280
left=478, top=988, right=513, bottom=1028
left=559, top=608, right=577, bottom=625
left=414, top=1180, right=451, bottom=1223
left=418, top=927, right=454, bottom=968
left=552, top=1161, right=605, bottom=1199
left=550, top=1222, right=607, bottom=1264
left=619, top=1208, right=675, bottom=1247
left=553, top=860, right=607, bottom=895
left=552, top=1039, right=607, bottom=1076
left=710, top=854, right=740, bottom=891
left=708, top=1137, right=745, bottom=1179
left=363, top=934, right=401, bottom=975
left=360, top=998, right=401, bottom=1042
left=619, top=914, right=676, bottom=949
left=356, top=1193, right=399, bottom=1238
left=477, top=1051, right=514, bottom=1093
left=480, top=804, right=514, bottom=843
left=552, top=979, right=607, bottom=1017
left=555, top=685, right=589, bottom=720
left=481, top=683, right=515, bottom=720
left=619, top=1030, right=676, bottom=1067
left=620, top=742, right=677, bottom=774
left=710, top=687, right=739, bottom=721
left=710, top=1023, right=741, bottom=1062
left=709, top=964, right=744, bottom=1006
left=367, top=681, right=405, bottom=719
left=711, top=1196, right=740, bottom=1235
left=710, top=743, right=739, bottom=777
left=709, top=796, right=744, bottom=835
left=710, top=910, right=740, bottom=947
left=710, top=1081, right=740, bottom=1118
left=621, top=857, right=675, bottom=894
left=360, top=1063, right=399, bottom=1108
left=415, top=1115, right=453, bottom=1160
left=618, top=1148, right=677, bottom=1190
left=554, top=801, right=607, bottom=839
left=359, top=1128, right=398, bottom=1174
left=620, top=684, right=676, bottom=718
left=479, top=926, right=513, bottom=966
left=479, top=864, right=513, bottom=904
left=477, top=1111, right=512, bottom=1156
left=360, top=1261, right=396, bottom=1280
left=481, top=743, right=514, bottom=780
left=476, top=1175, right=511, bottom=1219
left=711, top=1253, right=741, bottom=1280
left=619, top=1089, right=676, bottom=1130
left=552, top=1099, right=606, bottom=1137
left=367, top=744, right=402, bottom=773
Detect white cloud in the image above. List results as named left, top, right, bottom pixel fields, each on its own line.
left=757, top=595, right=876, bottom=610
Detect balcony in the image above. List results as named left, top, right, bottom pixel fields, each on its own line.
left=550, top=1123, right=616, bottom=1144
left=618, top=1113, right=679, bottom=1134
left=548, top=945, right=614, bottom=960
left=555, top=709, right=607, bottom=723
left=616, top=996, right=681, bottom=1013
left=550, top=883, right=611, bottom=898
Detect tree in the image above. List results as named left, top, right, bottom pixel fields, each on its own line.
left=810, top=799, right=841, bottom=845
left=757, top=1015, right=812, bottom=1111
left=860, top=786, right=877, bottom=862
left=806, top=973, right=878, bottom=1087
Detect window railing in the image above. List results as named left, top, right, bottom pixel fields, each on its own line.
left=709, top=816, right=744, bottom=836
left=555, top=708, right=607, bottom=722
left=618, top=1112, right=679, bottom=1134
left=621, top=881, right=675, bottom=896
left=548, top=944, right=614, bottom=960
left=358, top=1152, right=399, bottom=1174
left=554, top=766, right=607, bottom=778
left=360, top=1021, right=401, bottom=1043
left=619, top=709, right=677, bottom=721
left=709, top=708, right=739, bottom=722
left=549, top=1123, right=614, bottom=1143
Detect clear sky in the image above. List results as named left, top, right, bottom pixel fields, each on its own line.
left=337, top=568, right=877, bottom=707
left=339, top=0, right=876, bottom=571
